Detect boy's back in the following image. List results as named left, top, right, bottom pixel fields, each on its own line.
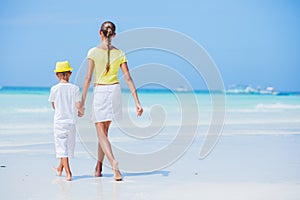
left=49, top=83, right=80, bottom=124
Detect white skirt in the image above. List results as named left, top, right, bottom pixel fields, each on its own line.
left=92, top=84, right=122, bottom=123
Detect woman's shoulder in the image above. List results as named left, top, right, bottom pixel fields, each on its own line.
left=111, top=47, right=125, bottom=55
left=87, top=47, right=97, bottom=56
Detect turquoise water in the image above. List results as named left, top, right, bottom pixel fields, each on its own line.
left=0, top=86, right=300, bottom=154
left=0, top=86, right=299, bottom=134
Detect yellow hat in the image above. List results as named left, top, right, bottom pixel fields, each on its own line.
left=54, top=61, right=73, bottom=72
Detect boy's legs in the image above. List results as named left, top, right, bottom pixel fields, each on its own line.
left=53, top=123, right=74, bottom=180
left=53, top=160, right=63, bottom=176
left=63, top=124, right=75, bottom=181
left=61, top=157, right=72, bottom=181
left=53, top=123, right=66, bottom=176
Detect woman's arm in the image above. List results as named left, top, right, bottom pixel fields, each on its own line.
left=81, top=59, right=95, bottom=109
left=120, top=62, right=143, bottom=116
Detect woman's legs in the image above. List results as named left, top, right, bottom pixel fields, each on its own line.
left=95, top=134, right=105, bottom=177
left=95, top=121, right=122, bottom=181
left=95, top=142, right=104, bottom=177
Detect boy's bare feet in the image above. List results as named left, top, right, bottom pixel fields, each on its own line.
left=112, top=161, right=122, bottom=181
left=95, top=161, right=103, bottom=177
left=52, top=167, right=63, bottom=176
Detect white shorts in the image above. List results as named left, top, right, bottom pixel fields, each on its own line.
left=92, top=84, right=122, bottom=123
left=53, top=123, right=76, bottom=158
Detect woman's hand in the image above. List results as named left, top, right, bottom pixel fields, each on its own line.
left=136, top=104, right=143, bottom=116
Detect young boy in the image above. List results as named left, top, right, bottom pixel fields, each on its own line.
left=49, top=61, right=83, bottom=181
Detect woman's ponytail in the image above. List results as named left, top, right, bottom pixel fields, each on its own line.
left=100, top=21, right=116, bottom=75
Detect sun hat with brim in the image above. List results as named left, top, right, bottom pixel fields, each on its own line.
left=54, top=61, right=73, bottom=72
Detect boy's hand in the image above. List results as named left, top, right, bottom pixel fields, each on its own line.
left=78, top=109, right=84, bottom=117
left=78, top=103, right=85, bottom=117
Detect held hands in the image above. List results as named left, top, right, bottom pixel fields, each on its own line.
left=78, top=102, right=85, bottom=117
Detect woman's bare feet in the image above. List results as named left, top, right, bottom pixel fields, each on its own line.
left=112, top=161, right=122, bottom=181
left=95, top=161, right=103, bottom=177
left=66, top=173, right=72, bottom=181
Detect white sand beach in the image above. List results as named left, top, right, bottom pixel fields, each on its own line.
left=1, top=133, right=300, bottom=200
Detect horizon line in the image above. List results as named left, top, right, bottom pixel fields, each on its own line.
left=0, top=85, right=299, bottom=94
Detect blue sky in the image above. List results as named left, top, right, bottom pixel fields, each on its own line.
left=0, top=0, right=299, bottom=91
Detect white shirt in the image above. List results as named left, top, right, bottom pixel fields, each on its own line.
left=48, top=83, right=80, bottom=124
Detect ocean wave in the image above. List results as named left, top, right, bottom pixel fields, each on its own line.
left=0, top=107, right=53, bottom=114
left=16, top=107, right=52, bottom=113
left=228, top=103, right=300, bottom=113
left=255, top=103, right=300, bottom=110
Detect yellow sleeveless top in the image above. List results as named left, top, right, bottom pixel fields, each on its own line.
left=87, top=47, right=127, bottom=84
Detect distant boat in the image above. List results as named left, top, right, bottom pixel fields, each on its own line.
left=226, top=85, right=278, bottom=95
left=259, top=87, right=279, bottom=95
left=174, top=86, right=189, bottom=92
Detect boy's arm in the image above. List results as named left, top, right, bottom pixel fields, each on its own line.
left=49, top=87, right=55, bottom=110
left=51, top=102, right=55, bottom=109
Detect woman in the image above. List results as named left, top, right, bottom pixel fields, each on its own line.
left=80, top=21, right=143, bottom=181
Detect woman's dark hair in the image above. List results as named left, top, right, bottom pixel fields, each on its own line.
left=100, top=21, right=116, bottom=74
